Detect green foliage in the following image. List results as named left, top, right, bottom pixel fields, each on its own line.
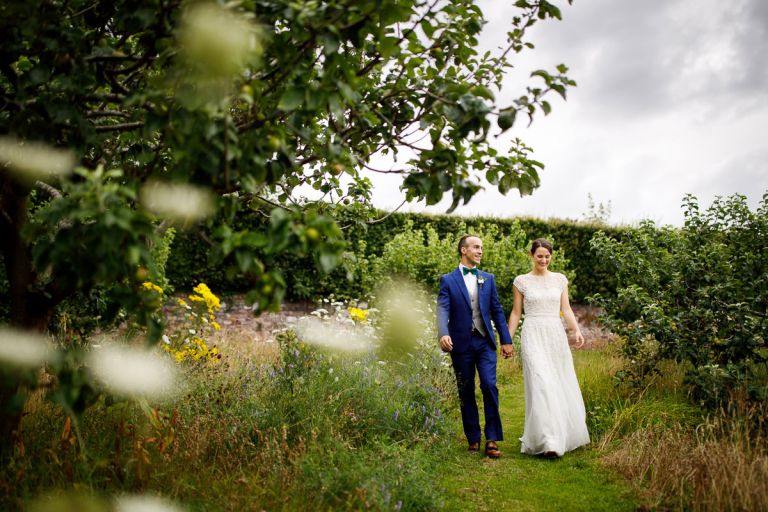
left=148, top=227, right=176, bottom=293
left=166, top=209, right=620, bottom=306
left=1, top=329, right=456, bottom=510
left=1, top=0, right=576, bottom=326
left=25, top=166, right=162, bottom=340
left=270, top=331, right=452, bottom=446
left=50, top=226, right=177, bottom=344
left=372, top=220, right=457, bottom=290
left=590, top=193, right=768, bottom=408
left=368, top=219, right=574, bottom=312
left=1, top=0, right=577, bottom=440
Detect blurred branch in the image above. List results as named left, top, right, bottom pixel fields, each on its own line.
left=86, top=110, right=130, bottom=118
left=93, top=121, right=144, bottom=132
left=34, top=181, right=63, bottom=199
left=367, top=199, right=407, bottom=224
left=84, top=54, right=140, bottom=62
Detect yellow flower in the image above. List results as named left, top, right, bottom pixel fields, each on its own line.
left=348, top=307, right=369, bottom=323
left=141, top=281, right=164, bottom=294
left=211, top=321, right=221, bottom=331
left=190, top=283, right=221, bottom=313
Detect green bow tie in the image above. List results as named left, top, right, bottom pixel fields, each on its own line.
left=462, top=267, right=479, bottom=276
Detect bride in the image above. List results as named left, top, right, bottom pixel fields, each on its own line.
left=506, top=238, right=590, bottom=458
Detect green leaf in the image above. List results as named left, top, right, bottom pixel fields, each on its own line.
left=278, top=87, right=304, bottom=111
left=319, top=252, right=339, bottom=273
left=421, top=19, right=436, bottom=39
left=320, top=34, right=340, bottom=55
left=379, top=36, right=401, bottom=58
left=498, top=110, right=517, bottom=131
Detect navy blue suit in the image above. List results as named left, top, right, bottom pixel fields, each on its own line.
left=437, top=268, right=513, bottom=443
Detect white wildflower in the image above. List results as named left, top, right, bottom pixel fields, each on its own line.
left=140, top=180, right=215, bottom=225
left=0, top=328, right=51, bottom=368
left=89, top=345, right=178, bottom=400
left=0, top=136, right=75, bottom=181
left=114, top=494, right=184, bottom=512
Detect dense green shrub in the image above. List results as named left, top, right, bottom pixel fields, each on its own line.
left=166, top=208, right=617, bottom=303
left=368, top=220, right=574, bottom=312
left=590, top=193, right=768, bottom=408
left=46, top=227, right=178, bottom=342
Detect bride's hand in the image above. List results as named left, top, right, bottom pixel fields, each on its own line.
left=572, top=332, right=585, bottom=349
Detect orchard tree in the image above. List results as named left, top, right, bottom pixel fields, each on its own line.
left=0, top=0, right=574, bottom=444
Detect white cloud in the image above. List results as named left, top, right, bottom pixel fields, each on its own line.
left=367, top=0, right=768, bottom=225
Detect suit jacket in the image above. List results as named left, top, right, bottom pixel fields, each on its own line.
left=437, top=268, right=513, bottom=352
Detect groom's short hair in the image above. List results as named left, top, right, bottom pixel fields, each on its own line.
left=458, top=234, right=480, bottom=258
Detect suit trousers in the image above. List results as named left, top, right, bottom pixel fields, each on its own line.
left=450, top=332, right=503, bottom=443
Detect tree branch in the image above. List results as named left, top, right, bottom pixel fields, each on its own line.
left=362, top=162, right=408, bottom=174
left=35, top=181, right=63, bottom=199
left=84, top=54, right=141, bottom=63
left=93, top=121, right=144, bottom=132
left=86, top=110, right=130, bottom=118
left=367, top=199, right=407, bottom=224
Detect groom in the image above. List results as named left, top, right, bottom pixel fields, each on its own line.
left=437, top=235, right=514, bottom=458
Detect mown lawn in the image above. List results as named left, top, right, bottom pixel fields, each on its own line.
left=437, top=352, right=637, bottom=511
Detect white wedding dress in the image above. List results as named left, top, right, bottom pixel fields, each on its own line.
left=513, top=272, right=590, bottom=456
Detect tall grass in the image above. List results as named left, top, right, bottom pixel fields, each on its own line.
left=576, top=348, right=768, bottom=511
left=2, top=330, right=457, bottom=511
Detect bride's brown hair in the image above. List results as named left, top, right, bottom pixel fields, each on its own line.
left=530, top=238, right=553, bottom=255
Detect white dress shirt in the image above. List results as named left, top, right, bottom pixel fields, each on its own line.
left=458, top=263, right=478, bottom=298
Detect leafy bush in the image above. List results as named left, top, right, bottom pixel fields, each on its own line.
left=590, top=193, right=768, bottom=408
left=48, top=227, right=178, bottom=343
left=165, top=208, right=620, bottom=302
left=368, top=219, right=575, bottom=312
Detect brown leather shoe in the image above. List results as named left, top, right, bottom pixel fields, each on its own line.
left=485, top=441, right=501, bottom=459
left=468, top=442, right=480, bottom=452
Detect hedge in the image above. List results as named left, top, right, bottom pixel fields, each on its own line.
left=165, top=209, right=626, bottom=303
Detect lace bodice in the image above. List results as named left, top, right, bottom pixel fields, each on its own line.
left=513, top=272, right=567, bottom=318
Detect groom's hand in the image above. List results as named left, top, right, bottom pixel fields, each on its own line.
left=439, top=336, right=453, bottom=352
left=500, top=343, right=515, bottom=358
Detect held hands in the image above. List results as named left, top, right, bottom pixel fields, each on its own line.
left=439, top=335, right=453, bottom=352
left=500, top=343, right=515, bottom=359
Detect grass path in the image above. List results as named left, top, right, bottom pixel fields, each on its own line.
left=436, top=353, right=637, bottom=511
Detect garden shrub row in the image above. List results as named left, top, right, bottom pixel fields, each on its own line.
left=165, top=208, right=626, bottom=303
left=591, top=193, right=768, bottom=408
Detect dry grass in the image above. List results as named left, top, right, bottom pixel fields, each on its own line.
left=576, top=344, right=768, bottom=511
left=601, top=398, right=768, bottom=511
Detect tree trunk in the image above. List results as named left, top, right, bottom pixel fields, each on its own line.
left=0, top=171, right=57, bottom=458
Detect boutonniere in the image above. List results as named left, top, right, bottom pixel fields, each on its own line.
left=477, top=276, right=485, bottom=287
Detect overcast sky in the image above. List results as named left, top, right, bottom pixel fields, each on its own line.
left=368, top=0, right=768, bottom=226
